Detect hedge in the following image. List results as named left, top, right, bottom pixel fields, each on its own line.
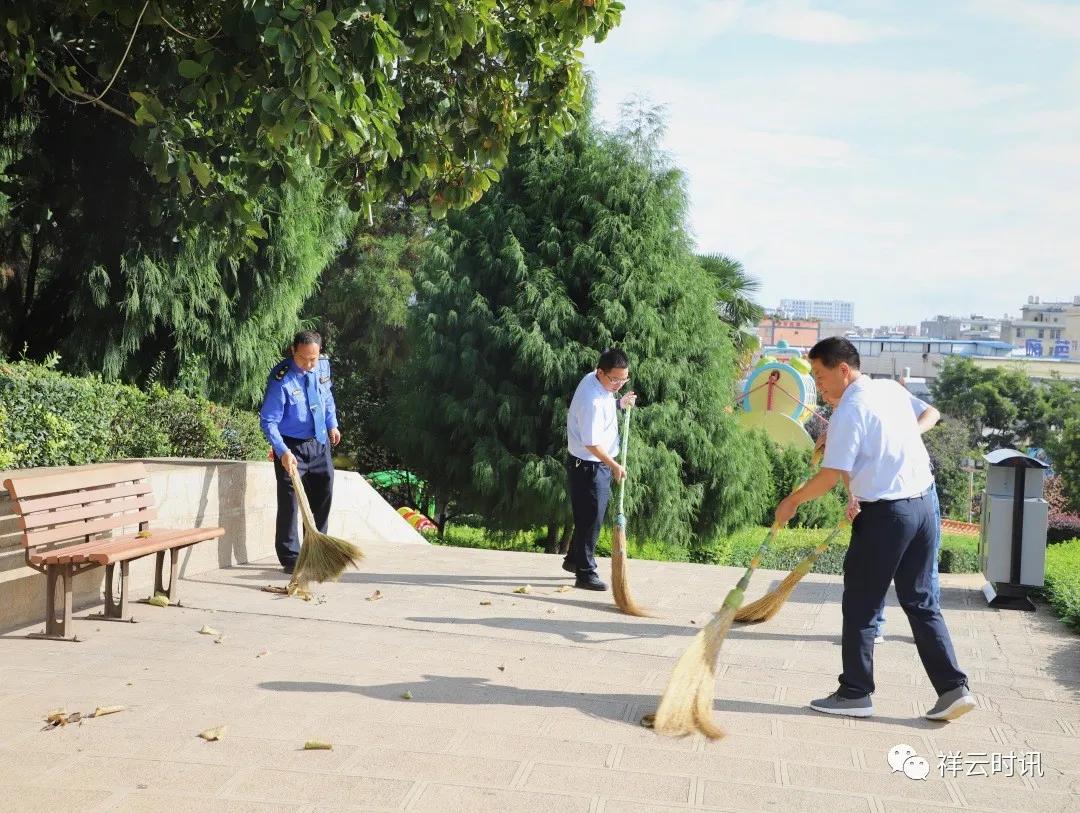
left=0, top=360, right=265, bottom=469
left=1044, top=539, right=1080, bottom=631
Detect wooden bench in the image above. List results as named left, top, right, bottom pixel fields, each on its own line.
left=4, top=462, right=225, bottom=640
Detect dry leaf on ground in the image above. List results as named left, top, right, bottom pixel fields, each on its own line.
left=513, top=585, right=532, bottom=594
left=199, top=725, right=226, bottom=741
left=555, top=585, right=572, bottom=593
left=366, top=590, right=383, bottom=601
left=198, top=625, right=220, bottom=636
left=147, top=594, right=170, bottom=607
left=92, top=705, right=125, bottom=718
left=304, top=740, right=333, bottom=750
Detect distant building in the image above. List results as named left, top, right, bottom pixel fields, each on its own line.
left=757, top=318, right=819, bottom=349
left=1001, top=295, right=1079, bottom=358
left=920, top=314, right=1004, bottom=341
left=778, top=298, right=854, bottom=324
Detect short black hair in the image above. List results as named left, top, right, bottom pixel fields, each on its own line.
left=808, top=336, right=860, bottom=369
left=292, top=330, right=322, bottom=350
left=598, top=347, right=629, bottom=372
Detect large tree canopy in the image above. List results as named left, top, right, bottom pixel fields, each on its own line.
left=0, top=1, right=622, bottom=398
left=387, top=110, right=771, bottom=547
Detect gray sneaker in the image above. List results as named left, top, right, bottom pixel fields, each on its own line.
left=924, top=686, right=975, bottom=721
left=810, top=691, right=874, bottom=717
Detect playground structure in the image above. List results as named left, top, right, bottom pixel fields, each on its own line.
left=736, top=341, right=820, bottom=451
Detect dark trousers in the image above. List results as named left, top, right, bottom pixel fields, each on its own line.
left=273, top=436, right=334, bottom=567
left=839, top=491, right=968, bottom=699
left=564, top=457, right=612, bottom=575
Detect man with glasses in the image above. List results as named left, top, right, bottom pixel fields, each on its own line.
left=563, top=348, right=637, bottom=590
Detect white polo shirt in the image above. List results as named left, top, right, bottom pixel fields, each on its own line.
left=567, top=372, right=619, bottom=462
left=822, top=376, right=933, bottom=501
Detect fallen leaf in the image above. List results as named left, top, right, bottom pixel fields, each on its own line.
left=366, top=590, right=383, bottom=601
left=198, top=625, right=220, bottom=636
left=497, top=665, right=505, bottom=672
left=199, top=725, right=226, bottom=741
left=640, top=713, right=656, bottom=728
left=400, top=691, right=412, bottom=700
left=479, top=600, right=492, bottom=606
left=214, top=636, right=225, bottom=644
left=256, top=651, right=269, bottom=659
left=555, top=585, right=572, bottom=593
left=44, top=710, right=71, bottom=728
left=261, top=585, right=288, bottom=595
left=304, top=740, right=333, bottom=750
left=147, top=594, right=170, bottom=608
left=92, top=706, right=125, bottom=718
left=136, top=530, right=152, bottom=538
left=513, top=585, right=532, bottom=594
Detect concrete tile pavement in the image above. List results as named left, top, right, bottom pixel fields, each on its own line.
left=0, top=540, right=1078, bottom=812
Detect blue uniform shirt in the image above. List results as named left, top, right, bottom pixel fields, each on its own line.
left=259, top=356, right=338, bottom=456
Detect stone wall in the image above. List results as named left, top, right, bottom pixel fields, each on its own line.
left=0, top=459, right=426, bottom=633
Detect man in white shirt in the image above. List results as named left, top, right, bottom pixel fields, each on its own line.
left=564, top=348, right=637, bottom=590
left=776, top=337, right=974, bottom=721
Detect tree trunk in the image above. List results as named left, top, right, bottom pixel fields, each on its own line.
left=544, top=523, right=559, bottom=554
left=558, top=523, right=574, bottom=555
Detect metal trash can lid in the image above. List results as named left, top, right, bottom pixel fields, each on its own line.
left=983, top=449, right=1050, bottom=469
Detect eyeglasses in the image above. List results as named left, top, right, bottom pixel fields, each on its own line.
left=603, top=371, right=630, bottom=386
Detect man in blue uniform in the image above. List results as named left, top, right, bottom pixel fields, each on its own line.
left=259, top=331, right=341, bottom=574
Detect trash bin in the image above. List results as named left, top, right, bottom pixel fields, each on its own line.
left=979, top=449, right=1049, bottom=611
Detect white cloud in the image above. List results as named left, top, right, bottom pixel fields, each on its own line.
left=973, top=0, right=1080, bottom=41
left=744, top=0, right=900, bottom=44
left=591, top=0, right=901, bottom=56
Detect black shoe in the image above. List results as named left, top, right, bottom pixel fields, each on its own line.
left=561, top=560, right=576, bottom=574
left=575, top=572, right=607, bottom=591
left=282, top=563, right=295, bottom=575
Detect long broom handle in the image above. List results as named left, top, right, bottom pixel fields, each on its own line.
left=616, top=405, right=631, bottom=524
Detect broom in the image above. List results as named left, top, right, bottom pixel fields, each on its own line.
left=733, top=447, right=850, bottom=624
left=286, top=461, right=363, bottom=599
left=733, top=522, right=846, bottom=623
left=611, top=405, right=649, bottom=617
left=645, top=526, right=779, bottom=739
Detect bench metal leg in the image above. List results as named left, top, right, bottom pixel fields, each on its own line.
left=154, top=548, right=180, bottom=604
left=90, top=561, right=136, bottom=623
left=28, top=564, right=80, bottom=642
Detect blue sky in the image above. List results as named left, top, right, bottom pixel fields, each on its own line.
left=584, top=0, right=1080, bottom=327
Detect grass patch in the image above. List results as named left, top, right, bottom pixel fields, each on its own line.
left=1044, top=538, right=1080, bottom=632
left=433, top=523, right=981, bottom=575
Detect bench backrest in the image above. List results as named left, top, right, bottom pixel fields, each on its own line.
left=3, top=463, right=156, bottom=552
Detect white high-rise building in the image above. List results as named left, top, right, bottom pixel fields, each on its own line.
left=779, top=299, right=855, bottom=324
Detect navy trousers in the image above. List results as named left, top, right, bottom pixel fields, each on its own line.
left=839, top=491, right=968, bottom=699
left=273, top=436, right=334, bottom=568
left=564, top=456, right=612, bottom=576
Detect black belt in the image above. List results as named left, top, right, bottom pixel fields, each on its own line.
left=859, top=486, right=932, bottom=506
left=282, top=434, right=318, bottom=444
left=568, top=455, right=604, bottom=469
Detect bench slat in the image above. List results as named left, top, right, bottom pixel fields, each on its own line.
left=33, top=527, right=226, bottom=566
left=24, top=508, right=158, bottom=549
left=14, top=481, right=154, bottom=514
left=90, top=529, right=225, bottom=564
left=20, top=493, right=157, bottom=531
left=4, top=462, right=148, bottom=499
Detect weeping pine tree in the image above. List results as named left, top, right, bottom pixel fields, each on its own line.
left=390, top=109, right=771, bottom=550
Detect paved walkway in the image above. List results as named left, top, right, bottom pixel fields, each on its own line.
left=1, top=541, right=1078, bottom=813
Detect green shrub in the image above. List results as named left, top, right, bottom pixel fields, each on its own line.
left=758, top=441, right=845, bottom=529
left=939, top=533, right=981, bottom=574
left=0, top=360, right=264, bottom=467
left=1044, top=538, right=1080, bottom=632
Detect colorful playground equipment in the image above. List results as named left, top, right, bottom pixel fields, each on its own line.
left=736, top=341, right=819, bottom=451
left=397, top=506, right=437, bottom=533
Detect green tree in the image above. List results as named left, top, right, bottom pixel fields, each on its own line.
left=922, top=417, right=979, bottom=520
left=303, top=201, right=427, bottom=471
left=387, top=108, right=771, bottom=549
left=0, top=1, right=623, bottom=395
left=1050, top=417, right=1080, bottom=512
left=931, top=358, right=1049, bottom=450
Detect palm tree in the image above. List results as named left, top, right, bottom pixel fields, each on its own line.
left=697, top=253, right=764, bottom=355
